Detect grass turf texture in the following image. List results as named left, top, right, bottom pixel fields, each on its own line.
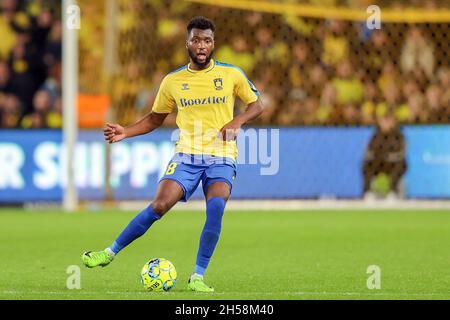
left=0, top=209, right=449, bottom=300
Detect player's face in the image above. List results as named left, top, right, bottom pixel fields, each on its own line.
left=186, top=28, right=215, bottom=68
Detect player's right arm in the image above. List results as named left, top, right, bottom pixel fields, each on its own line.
left=104, top=112, right=168, bottom=144
left=104, top=75, right=175, bottom=144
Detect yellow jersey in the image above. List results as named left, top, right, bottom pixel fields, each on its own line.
left=152, top=59, right=260, bottom=160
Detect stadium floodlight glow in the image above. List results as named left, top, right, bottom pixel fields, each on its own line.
left=62, top=0, right=79, bottom=211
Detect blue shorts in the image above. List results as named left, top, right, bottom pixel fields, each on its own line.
left=159, top=153, right=237, bottom=202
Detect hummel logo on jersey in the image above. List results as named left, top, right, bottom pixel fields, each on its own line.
left=179, top=96, right=227, bottom=108
left=181, top=83, right=190, bottom=90
left=213, top=78, right=223, bottom=90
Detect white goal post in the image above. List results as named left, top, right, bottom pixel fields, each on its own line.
left=62, top=0, right=79, bottom=211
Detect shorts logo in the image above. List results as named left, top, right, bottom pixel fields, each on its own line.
left=181, top=83, right=190, bottom=90
left=213, top=78, right=223, bottom=90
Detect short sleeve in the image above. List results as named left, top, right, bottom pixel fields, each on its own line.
left=233, top=69, right=260, bottom=105
left=152, top=76, right=176, bottom=113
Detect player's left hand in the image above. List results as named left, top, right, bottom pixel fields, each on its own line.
left=219, top=118, right=243, bottom=141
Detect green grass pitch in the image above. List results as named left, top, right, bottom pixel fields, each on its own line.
left=0, top=208, right=449, bottom=300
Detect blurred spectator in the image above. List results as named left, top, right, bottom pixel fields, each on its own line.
left=363, top=114, right=407, bottom=199
left=112, top=61, right=152, bottom=124
left=0, top=0, right=21, bottom=60
left=47, top=96, right=62, bottom=128
left=331, top=59, right=364, bottom=105
left=437, top=67, right=450, bottom=106
left=362, top=30, right=391, bottom=82
left=0, top=61, right=13, bottom=92
left=321, top=20, right=349, bottom=67
left=301, top=97, right=320, bottom=125
left=288, top=41, right=311, bottom=101
left=317, top=82, right=336, bottom=124
left=402, top=77, right=420, bottom=99
left=0, top=94, right=21, bottom=128
left=306, top=64, right=327, bottom=99
left=361, top=81, right=378, bottom=125
left=376, top=80, right=408, bottom=123
left=21, top=90, right=51, bottom=128
left=406, top=92, right=427, bottom=124
left=216, top=35, right=255, bottom=74
left=255, top=79, right=277, bottom=125
left=24, top=111, right=45, bottom=128
left=7, top=42, right=36, bottom=113
left=377, top=60, right=401, bottom=94
left=43, top=20, right=62, bottom=70
left=426, top=84, right=448, bottom=123
left=254, top=26, right=289, bottom=69
left=400, top=26, right=435, bottom=79
left=146, top=70, right=166, bottom=111
left=276, top=99, right=302, bottom=126
left=342, top=103, right=361, bottom=125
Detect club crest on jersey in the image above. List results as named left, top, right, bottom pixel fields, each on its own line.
left=181, top=83, right=190, bottom=90
left=213, top=78, right=223, bottom=90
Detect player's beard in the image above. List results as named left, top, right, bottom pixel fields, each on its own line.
left=188, top=47, right=214, bottom=69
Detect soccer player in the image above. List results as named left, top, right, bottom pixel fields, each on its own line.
left=82, top=16, right=263, bottom=292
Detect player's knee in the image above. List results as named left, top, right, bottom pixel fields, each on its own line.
left=206, top=197, right=226, bottom=229
left=206, top=182, right=231, bottom=201
left=207, top=197, right=226, bottom=214
left=151, top=200, right=172, bottom=216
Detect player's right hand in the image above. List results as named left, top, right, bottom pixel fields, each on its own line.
left=104, top=123, right=126, bottom=143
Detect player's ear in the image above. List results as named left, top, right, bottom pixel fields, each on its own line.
left=185, top=30, right=191, bottom=49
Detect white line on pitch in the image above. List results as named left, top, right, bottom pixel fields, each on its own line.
left=1, top=290, right=449, bottom=297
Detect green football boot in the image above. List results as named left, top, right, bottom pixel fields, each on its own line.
left=187, top=274, right=215, bottom=293
left=82, top=250, right=114, bottom=268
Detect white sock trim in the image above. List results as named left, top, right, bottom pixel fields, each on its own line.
left=191, top=273, right=204, bottom=280
left=104, top=248, right=116, bottom=257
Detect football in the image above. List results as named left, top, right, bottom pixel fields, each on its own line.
left=140, top=258, right=177, bottom=292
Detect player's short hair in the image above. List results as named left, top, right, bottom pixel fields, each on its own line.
left=187, top=16, right=215, bottom=35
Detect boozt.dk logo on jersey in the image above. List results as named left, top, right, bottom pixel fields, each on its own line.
left=213, top=78, right=223, bottom=90
left=179, top=96, right=227, bottom=108
left=181, top=83, right=190, bottom=90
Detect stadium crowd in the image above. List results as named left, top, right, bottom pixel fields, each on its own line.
left=1, top=0, right=449, bottom=129
left=104, top=0, right=449, bottom=128
left=0, top=0, right=61, bottom=129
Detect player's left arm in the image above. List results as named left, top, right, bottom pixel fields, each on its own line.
left=220, top=99, right=263, bottom=141
left=220, top=69, right=263, bottom=141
